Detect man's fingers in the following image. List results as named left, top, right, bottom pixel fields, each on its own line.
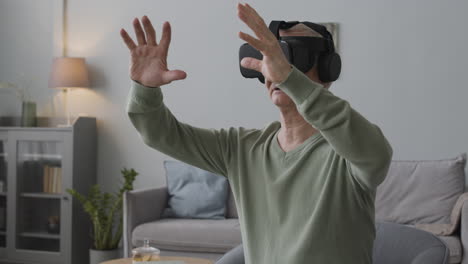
left=244, top=3, right=267, bottom=27
left=237, top=3, right=270, bottom=40
left=243, top=3, right=269, bottom=32
left=241, top=57, right=262, bottom=72
left=162, top=69, right=187, bottom=83
left=133, top=17, right=147, bottom=45
left=120, top=28, right=137, bottom=50
left=159, top=21, right=172, bottom=55
left=237, top=4, right=260, bottom=38
left=239, top=31, right=265, bottom=53
left=142, top=16, right=157, bottom=46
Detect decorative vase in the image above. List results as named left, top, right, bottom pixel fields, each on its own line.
left=45, top=221, right=60, bottom=234
left=89, top=248, right=120, bottom=264
left=21, top=101, right=36, bottom=127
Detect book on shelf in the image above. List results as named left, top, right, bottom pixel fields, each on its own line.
left=56, top=168, right=62, bottom=193
left=42, top=165, right=62, bottom=194
left=49, top=166, right=54, bottom=193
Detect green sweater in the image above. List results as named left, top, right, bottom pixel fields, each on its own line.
left=127, top=65, right=393, bottom=264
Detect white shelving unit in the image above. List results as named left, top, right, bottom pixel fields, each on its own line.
left=0, top=117, right=96, bottom=264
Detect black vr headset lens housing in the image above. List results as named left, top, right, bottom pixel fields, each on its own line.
left=239, top=41, right=292, bottom=84
left=239, top=20, right=341, bottom=83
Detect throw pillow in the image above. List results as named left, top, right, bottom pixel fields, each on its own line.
left=375, top=153, right=466, bottom=225
left=162, top=160, right=228, bottom=219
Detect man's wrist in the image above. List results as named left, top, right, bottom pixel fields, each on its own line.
left=274, top=64, right=294, bottom=85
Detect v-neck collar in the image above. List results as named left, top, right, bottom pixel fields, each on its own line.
left=272, top=124, right=323, bottom=158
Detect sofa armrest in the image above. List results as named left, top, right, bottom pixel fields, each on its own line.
left=123, top=186, right=168, bottom=257
left=461, top=199, right=468, bottom=264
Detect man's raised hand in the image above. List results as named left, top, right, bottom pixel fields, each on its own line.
left=120, top=16, right=186, bottom=88
left=237, top=3, right=292, bottom=84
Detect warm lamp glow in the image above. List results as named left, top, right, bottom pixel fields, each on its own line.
left=48, top=57, right=90, bottom=126
left=48, top=57, right=89, bottom=89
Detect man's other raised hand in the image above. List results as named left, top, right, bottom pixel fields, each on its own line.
left=120, top=16, right=187, bottom=88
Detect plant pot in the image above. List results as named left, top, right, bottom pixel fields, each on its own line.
left=89, top=248, right=120, bottom=264
left=21, top=101, right=36, bottom=127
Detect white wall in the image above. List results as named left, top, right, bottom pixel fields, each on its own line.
left=0, top=0, right=58, bottom=116
left=1, top=0, right=468, bottom=191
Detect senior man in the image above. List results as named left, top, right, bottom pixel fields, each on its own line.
left=121, top=3, right=392, bottom=264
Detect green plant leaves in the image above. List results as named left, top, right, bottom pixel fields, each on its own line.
left=66, top=167, right=138, bottom=250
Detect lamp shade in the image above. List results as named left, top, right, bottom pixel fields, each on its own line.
left=48, top=57, right=89, bottom=89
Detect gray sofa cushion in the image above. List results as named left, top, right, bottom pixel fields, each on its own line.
left=132, top=218, right=242, bottom=253
left=376, top=154, right=466, bottom=225
left=162, top=160, right=229, bottom=219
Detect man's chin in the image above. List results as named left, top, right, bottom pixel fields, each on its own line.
left=271, top=96, right=294, bottom=108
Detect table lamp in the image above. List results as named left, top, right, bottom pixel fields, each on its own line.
left=48, top=57, right=89, bottom=126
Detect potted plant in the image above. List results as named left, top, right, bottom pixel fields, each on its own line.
left=67, top=168, right=138, bottom=264
left=0, top=74, right=36, bottom=127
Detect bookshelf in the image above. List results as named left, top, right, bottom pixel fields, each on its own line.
left=0, top=133, right=7, bottom=251
left=0, top=117, right=96, bottom=264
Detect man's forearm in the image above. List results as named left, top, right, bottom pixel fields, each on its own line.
left=277, top=65, right=393, bottom=190
left=126, top=80, right=232, bottom=177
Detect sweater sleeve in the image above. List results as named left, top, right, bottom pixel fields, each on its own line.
left=276, top=65, right=393, bottom=191
left=126, top=80, right=235, bottom=177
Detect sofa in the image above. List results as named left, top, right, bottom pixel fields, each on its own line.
left=123, top=154, right=467, bottom=263
left=124, top=184, right=240, bottom=261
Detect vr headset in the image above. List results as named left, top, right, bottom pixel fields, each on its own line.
left=239, top=20, right=341, bottom=83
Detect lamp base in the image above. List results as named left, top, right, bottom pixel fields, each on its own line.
left=56, top=88, right=73, bottom=127
left=56, top=115, right=76, bottom=127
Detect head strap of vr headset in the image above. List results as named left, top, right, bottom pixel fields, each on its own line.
left=268, top=20, right=335, bottom=53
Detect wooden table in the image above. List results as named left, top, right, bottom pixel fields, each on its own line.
left=101, top=256, right=213, bottom=264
